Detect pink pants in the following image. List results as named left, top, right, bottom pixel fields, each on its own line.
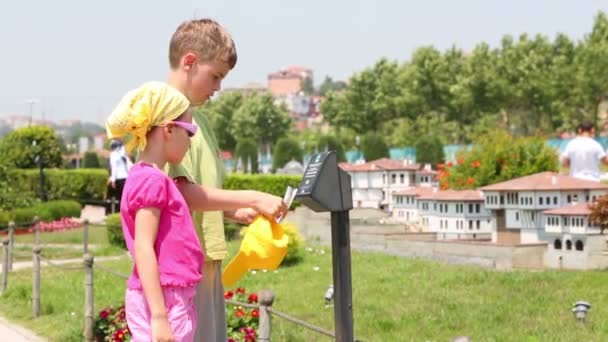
left=125, top=286, right=197, bottom=342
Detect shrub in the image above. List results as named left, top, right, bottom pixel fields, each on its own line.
left=224, top=287, right=259, bottom=341
left=105, top=213, right=126, bottom=250
left=272, top=137, right=303, bottom=172
left=0, top=125, right=63, bottom=168
left=224, top=174, right=302, bottom=209
left=590, top=195, right=608, bottom=233
left=83, top=151, right=101, bottom=168
left=440, top=130, right=558, bottom=190
left=415, top=134, right=445, bottom=166
left=361, top=133, right=389, bottom=161
left=8, top=168, right=108, bottom=202
left=316, top=135, right=346, bottom=162
left=234, top=138, right=259, bottom=173
left=3, top=200, right=82, bottom=226
left=280, top=223, right=305, bottom=266
left=94, top=304, right=131, bottom=342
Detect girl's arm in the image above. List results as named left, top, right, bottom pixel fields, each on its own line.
left=134, top=207, right=174, bottom=341
left=174, top=178, right=287, bottom=219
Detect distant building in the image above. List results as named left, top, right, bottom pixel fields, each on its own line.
left=268, top=66, right=313, bottom=97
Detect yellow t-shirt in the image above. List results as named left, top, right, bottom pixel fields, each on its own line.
left=167, top=111, right=227, bottom=260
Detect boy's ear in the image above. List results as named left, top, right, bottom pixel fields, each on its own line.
left=183, top=53, right=198, bottom=70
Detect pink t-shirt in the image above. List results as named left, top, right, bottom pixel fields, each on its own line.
left=120, top=163, right=204, bottom=289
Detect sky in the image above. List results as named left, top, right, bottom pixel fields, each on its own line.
left=0, top=0, right=606, bottom=125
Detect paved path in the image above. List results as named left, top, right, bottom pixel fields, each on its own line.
left=0, top=317, right=46, bottom=341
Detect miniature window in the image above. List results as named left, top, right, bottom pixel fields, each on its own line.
left=576, top=240, right=584, bottom=251
left=554, top=239, right=562, bottom=250
left=553, top=197, right=558, bottom=205
left=539, top=197, right=543, bottom=205
left=566, top=240, right=572, bottom=250
left=400, top=174, right=404, bottom=184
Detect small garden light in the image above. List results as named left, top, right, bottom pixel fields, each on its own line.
left=572, top=301, right=591, bottom=322
left=324, top=284, right=334, bottom=307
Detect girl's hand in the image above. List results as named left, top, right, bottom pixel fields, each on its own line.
left=151, top=315, right=175, bottom=342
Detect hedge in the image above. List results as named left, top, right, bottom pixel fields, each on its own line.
left=105, top=213, right=126, bottom=250
left=8, top=168, right=108, bottom=203
left=223, top=174, right=302, bottom=200
left=0, top=200, right=82, bottom=228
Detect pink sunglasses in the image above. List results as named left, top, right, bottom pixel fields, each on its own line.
left=169, top=121, right=198, bottom=137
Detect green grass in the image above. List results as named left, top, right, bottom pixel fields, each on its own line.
left=2, top=241, right=608, bottom=341
left=6, top=244, right=125, bottom=262
left=13, top=225, right=110, bottom=245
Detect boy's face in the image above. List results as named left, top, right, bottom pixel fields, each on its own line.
left=184, top=56, right=231, bottom=106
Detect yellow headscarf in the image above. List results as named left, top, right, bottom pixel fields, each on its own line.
left=106, top=81, right=190, bottom=152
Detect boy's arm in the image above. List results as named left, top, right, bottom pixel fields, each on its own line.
left=133, top=207, right=174, bottom=340
left=174, top=178, right=287, bottom=220
left=225, top=208, right=258, bottom=225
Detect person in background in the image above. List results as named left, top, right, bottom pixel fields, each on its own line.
left=561, top=120, right=608, bottom=182
left=108, top=139, right=132, bottom=206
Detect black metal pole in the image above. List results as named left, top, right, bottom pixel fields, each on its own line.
left=330, top=210, right=354, bottom=342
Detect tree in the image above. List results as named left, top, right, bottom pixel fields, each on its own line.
left=0, top=126, right=63, bottom=168
left=272, top=137, right=303, bottom=172
left=301, top=77, right=315, bottom=96
left=415, top=135, right=445, bottom=167
left=318, top=76, right=347, bottom=96
left=589, top=195, right=608, bottom=233
left=83, top=151, right=101, bottom=168
left=440, top=129, right=558, bottom=190
left=231, top=94, right=293, bottom=147
left=315, top=135, right=346, bottom=162
left=234, top=138, right=259, bottom=173
left=361, top=133, right=389, bottom=161
left=203, top=92, right=243, bottom=151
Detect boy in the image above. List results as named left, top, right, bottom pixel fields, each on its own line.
left=561, top=120, right=608, bottom=181
left=165, top=19, right=286, bottom=341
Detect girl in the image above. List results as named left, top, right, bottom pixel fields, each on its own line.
left=106, top=81, right=202, bottom=342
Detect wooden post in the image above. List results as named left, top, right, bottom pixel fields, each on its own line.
left=258, top=290, right=275, bottom=342
left=83, top=219, right=90, bottom=255
left=33, top=216, right=40, bottom=246
left=7, top=221, right=14, bottom=272
left=2, top=238, right=9, bottom=293
left=83, top=254, right=94, bottom=342
left=32, top=245, right=41, bottom=318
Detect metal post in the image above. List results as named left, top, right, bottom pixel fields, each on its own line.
left=8, top=221, right=14, bottom=271
left=258, top=290, right=275, bottom=342
left=83, top=219, right=90, bottom=255
left=32, top=245, right=41, bottom=318
left=2, top=238, right=9, bottom=293
left=83, top=254, right=94, bottom=342
left=330, top=210, right=354, bottom=342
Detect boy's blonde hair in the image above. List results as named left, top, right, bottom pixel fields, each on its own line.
left=169, top=18, right=237, bottom=70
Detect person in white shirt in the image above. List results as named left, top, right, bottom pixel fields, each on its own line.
left=561, top=120, right=608, bottom=182
left=108, top=139, right=132, bottom=204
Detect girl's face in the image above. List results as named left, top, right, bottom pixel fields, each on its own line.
left=165, top=109, right=196, bottom=164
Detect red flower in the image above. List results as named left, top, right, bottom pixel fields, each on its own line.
left=224, top=290, right=234, bottom=300
left=471, top=160, right=481, bottom=168
left=434, top=175, right=440, bottom=181
left=466, top=177, right=475, bottom=185
left=447, top=161, right=454, bottom=167
left=248, top=293, right=258, bottom=304
left=236, top=287, right=246, bottom=294
left=235, top=308, right=246, bottom=318
left=437, top=163, right=444, bottom=170
left=251, top=309, right=259, bottom=318
left=457, top=158, right=464, bottom=165
left=112, top=329, right=125, bottom=341
left=100, top=310, right=109, bottom=320
left=228, top=339, right=237, bottom=342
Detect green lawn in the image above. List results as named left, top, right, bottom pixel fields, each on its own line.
left=13, top=225, right=110, bottom=245
left=2, top=241, right=608, bottom=341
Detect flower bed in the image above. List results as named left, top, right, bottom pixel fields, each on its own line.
left=0, top=217, right=83, bottom=235
left=225, top=287, right=260, bottom=342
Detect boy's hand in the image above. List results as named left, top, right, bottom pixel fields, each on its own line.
left=232, top=208, right=259, bottom=225
left=151, top=315, right=175, bottom=342
left=251, top=192, right=287, bottom=221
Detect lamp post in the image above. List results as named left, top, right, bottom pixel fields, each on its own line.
left=32, top=140, right=47, bottom=202
left=26, top=99, right=39, bottom=126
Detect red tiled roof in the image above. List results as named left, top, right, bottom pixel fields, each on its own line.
left=480, top=172, right=608, bottom=191
left=418, top=190, right=484, bottom=202
left=393, top=187, right=435, bottom=196
left=416, top=169, right=438, bottom=175
left=543, top=202, right=592, bottom=216
left=339, top=158, right=420, bottom=172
